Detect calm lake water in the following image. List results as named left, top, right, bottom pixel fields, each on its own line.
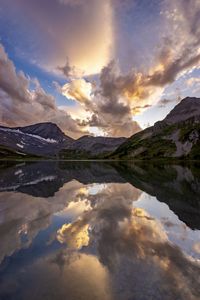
left=0, top=161, right=200, bottom=300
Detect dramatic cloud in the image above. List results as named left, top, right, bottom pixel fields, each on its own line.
left=60, top=62, right=142, bottom=137
left=2, top=0, right=200, bottom=136
left=51, top=180, right=200, bottom=299
left=104, top=0, right=200, bottom=106
left=0, top=162, right=200, bottom=299
left=157, top=0, right=200, bottom=81
left=61, top=79, right=92, bottom=104
left=0, top=174, right=85, bottom=264
left=57, top=222, right=90, bottom=250
left=58, top=0, right=200, bottom=136
left=57, top=0, right=114, bottom=76
left=0, top=45, right=88, bottom=138
left=12, top=0, right=114, bottom=77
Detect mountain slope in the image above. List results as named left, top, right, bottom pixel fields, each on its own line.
left=110, top=97, right=200, bottom=160
left=0, top=123, right=72, bottom=158
left=66, top=135, right=126, bottom=154
left=17, top=122, right=73, bottom=143
left=59, top=135, right=126, bottom=159
left=164, top=97, right=200, bottom=124
left=0, top=123, right=126, bottom=158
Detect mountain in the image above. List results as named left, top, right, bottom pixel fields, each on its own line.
left=61, top=135, right=126, bottom=156
left=110, top=97, right=200, bottom=160
left=0, top=122, right=126, bottom=159
left=0, top=122, right=72, bottom=158
left=164, top=97, right=200, bottom=124
left=59, top=135, right=126, bottom=159
left=2, top=97, right=200, bottom=160
left=17, top=122, right=73, bottom=143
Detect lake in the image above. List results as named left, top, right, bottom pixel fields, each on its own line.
left=0, top=161, right=200, bottom=300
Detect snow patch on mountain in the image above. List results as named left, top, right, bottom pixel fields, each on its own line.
left=16, top=143, right=24, bottom=149
left=0, top=128, right=58, bottom=144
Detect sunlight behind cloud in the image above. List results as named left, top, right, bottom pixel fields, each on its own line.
left=55, top=0, right=114, bottom=77
left=61, top=79, right=92, bottom=103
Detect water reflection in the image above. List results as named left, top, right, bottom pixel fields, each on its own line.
left=0, top=161, right=199, bottom=300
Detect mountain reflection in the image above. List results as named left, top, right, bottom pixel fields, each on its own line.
left=0, top=161, right=200, bottom=300
left=1, top=161, right=200, bottom=228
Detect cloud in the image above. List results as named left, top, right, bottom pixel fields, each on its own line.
left=4, top=252, right=113, bottom=300
left=57, top=0, right=114, bottom=76
left=60, top=61, right=142, bottom=137
left=0, top=44, right=88, bottom=138
left=15, top=0, right=200, bottom=82
left=158, top=98, right=175, bottom=108
left=57, top=57, right=84, bottom=79
left=59, top=0, right=200, bottom=137
left=93, top=206, right=200, bottom=299
left=14, top=0, right=114, bottom=77
left=148, top=47, right=200, bottom=87
left=3, top=0, right=200, bottom=137
left=0, top=175, right=85, bottom=264
left=57, top=222, right=90, bottom=250
left=186, top=77, right=200, bottom=87
left=59, top=104, right=91, bottom=123
left=51, top=180, right=200, bottom=299
left=61, top=79, right=93, bottom=104
left=153, top=0, right=200, bottom=84
left=1, top=166, right=200, bottom=300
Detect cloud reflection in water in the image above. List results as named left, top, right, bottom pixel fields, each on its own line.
left=0, top=161, right=199, bottom=300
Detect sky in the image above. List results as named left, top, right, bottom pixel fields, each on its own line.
left=0, top=0, right=200, bottom=138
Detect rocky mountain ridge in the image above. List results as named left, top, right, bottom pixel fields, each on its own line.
left=110, top=97, right=200, bottom=160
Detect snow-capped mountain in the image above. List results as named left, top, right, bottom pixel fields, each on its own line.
left=0, top=122, right=126, bottom=158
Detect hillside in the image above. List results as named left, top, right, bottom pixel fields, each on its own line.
left=110, top=97, right=200, bottom=160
